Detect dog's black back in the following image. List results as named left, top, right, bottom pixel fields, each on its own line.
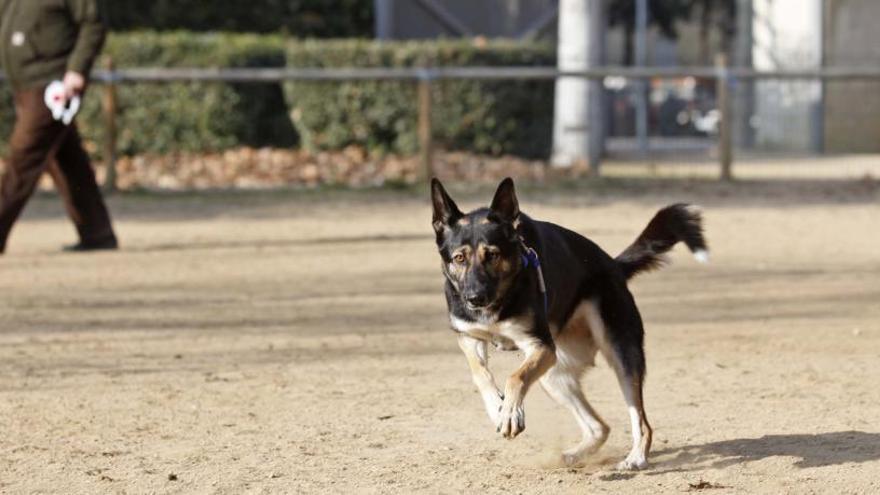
left=522, top=215, right=648, bottom=374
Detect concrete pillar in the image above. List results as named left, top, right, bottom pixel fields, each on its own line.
left=551, top=0, right=606, bottom=170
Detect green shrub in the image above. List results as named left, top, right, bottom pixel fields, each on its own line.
left=286, top=39, right=556, bottom=157
left=0, top=32, right=295, bottom=158
left=76, top=32, right=295, bottom=159
left=1, top=34, right=556, bottom=159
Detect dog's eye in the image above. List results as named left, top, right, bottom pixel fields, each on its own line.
left=484, top=250, right=500, bottom=262
left=452, top=253, right=466, bottom=264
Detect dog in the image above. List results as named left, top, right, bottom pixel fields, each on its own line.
left=431, top=177, right=707, bottom=470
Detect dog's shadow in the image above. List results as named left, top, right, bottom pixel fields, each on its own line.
left=651, top=431, right=880, bottom=473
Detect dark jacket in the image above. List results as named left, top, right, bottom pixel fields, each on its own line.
left=0, top=0, right=106, bottom=90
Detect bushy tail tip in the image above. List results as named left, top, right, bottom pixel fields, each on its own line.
left=616, top=204, right=708, bottom=280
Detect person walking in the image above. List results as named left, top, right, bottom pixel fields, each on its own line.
left=0, top=0, right=117, bottom=254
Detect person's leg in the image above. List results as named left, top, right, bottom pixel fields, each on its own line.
left=48, top=123, right=116, bottom=248
left=0, top=89, right=66, bottom=254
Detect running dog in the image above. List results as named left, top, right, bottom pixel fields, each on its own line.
left=431, top=177, right=707, bottom=470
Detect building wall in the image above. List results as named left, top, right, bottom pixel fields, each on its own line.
left=824, top=0, right=880, bottom=152
left=376, top=0, right=558, bottom=40
left=377, top=0, right=719, bottom=68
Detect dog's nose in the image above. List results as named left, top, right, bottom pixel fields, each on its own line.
left=465, top=293, right=489, bottom=307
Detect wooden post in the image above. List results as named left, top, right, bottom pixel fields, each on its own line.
left=417, top=78, right=433, bottom=181
left=716, top=53, right=733, bottom=181
left=102, top=56, right=118, bottom=192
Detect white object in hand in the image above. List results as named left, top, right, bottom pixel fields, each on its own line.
left=44, top=80, right=81, bottom=125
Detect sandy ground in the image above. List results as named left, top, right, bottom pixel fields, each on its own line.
left=1, top=177, right=879, bottom=494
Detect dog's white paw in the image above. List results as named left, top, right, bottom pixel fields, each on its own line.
left=562, top=430, right=610, bottom=466
left=615, top=454, right=648, bottom=471
left=496, top=399, right=525, bottom=439
left=562, top=451, right=582, bottom=467
left=483, top=393, right=504, bottom=425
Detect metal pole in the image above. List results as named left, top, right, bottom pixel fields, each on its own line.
left=375, top=0, right=394, bottom=40
left=588, top=0, right=607, bottom=174
left=734, top=0, right=755, bottom=149
left=716, top=54, right=733, bottom=181
left=813, top=0, right=827, bottom=154
left=102, top=56, right=118, bottom=193
left=635, top=0, right=649, bottom=155
left=417, top=78, right=434, bottom=181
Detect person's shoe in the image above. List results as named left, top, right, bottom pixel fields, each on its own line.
left=62, top=236, right=118, bottom=253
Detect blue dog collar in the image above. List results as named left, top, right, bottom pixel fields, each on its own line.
left=521, top=250, right=540, bottom=269
left=519, top=239, right=548, bottom=313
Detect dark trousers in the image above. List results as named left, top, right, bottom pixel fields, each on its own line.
left=0, top=86, right=115, bottom=253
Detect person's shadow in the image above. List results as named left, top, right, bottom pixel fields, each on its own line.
left=650, top=431, right=880, bottom=473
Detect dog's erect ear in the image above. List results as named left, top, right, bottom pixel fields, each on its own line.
left=490, top=177, right=520, bottom=223
left=431, top=178, right=463, bottom=232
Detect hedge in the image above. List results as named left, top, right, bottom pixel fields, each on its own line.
left=0, top=32, right=295, bottom=159
left=0, top=33, right=556, bottom=159
left=286, top=39, right=556, bottom=157
left=83, top=32, right=296, bottom=158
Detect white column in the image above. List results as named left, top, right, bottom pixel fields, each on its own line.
left=552, top=0, right=605, bottom=169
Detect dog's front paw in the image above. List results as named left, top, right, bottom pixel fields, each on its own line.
left=483, top=392, right=504, bottom=425
left=496, top=398, right=525, bottom=439
left=615, top=454, right=648, bottom=471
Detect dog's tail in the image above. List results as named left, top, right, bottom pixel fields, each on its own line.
left=616, top=204, right=708, bottom=280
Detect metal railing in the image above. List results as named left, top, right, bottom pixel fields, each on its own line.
left=86, top=65, right=880, bottom=83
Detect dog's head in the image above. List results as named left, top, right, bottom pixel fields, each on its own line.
left=431, top=177, right=523, bottom=313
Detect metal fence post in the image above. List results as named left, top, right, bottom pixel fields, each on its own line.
left=634, top=0, right=649, bottom=156
left=716, top=54, right=733, bottom=181
left=102, top=56, right=118, bottom=192
left=417, top=76, right=434, bottom=181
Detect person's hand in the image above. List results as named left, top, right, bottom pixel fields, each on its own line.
left=62, top=71, right=86, bottom=99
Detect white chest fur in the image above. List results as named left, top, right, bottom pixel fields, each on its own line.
left=449, top=313, right=535, bottom=351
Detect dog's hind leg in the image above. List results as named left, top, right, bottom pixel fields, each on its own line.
left=540, top=365, right=609, bottom=465
left=584, top=301, right=653, bottom=471
left=540, top=311, right=609, bottom=466
left=610, top=366, right=652, bottom=470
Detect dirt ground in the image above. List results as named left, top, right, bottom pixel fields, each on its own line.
left=1, top=176, right=879, bottom=494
